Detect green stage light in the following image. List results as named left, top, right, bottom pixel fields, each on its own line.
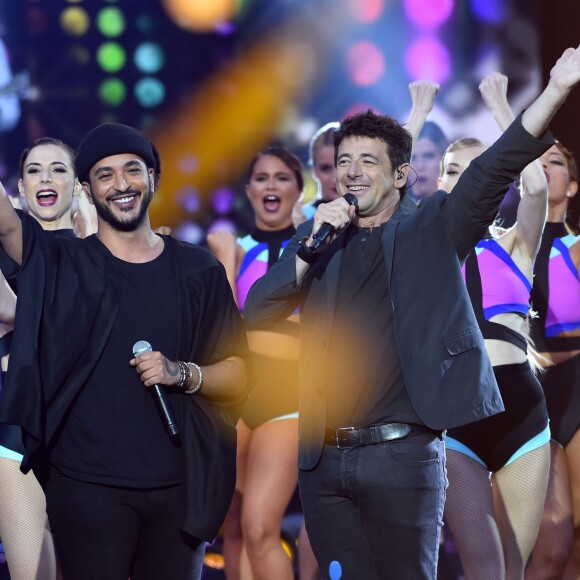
left=134, top=78, right=165, bottom=108
left=96, top=6, right=126, bottom=37
left=98, top=78, right=127, bottom=106
left=96, top=42, right=126, bottom=73
left=134, top=43, right=165, bottom=74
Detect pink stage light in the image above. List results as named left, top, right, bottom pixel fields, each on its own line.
left=345, top=41, right=385, bottom=87
left=405, top=37, right=451, bottom=83
left=403, top=0, right=454, bottom=30
left=347, top=0, right=384, bottom=23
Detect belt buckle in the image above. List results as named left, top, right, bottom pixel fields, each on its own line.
left=336, top=426, right=357, bottom=449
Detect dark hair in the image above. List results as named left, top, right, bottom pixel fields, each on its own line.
left=333, top=110, right=412, bottom=197
left=556, top=141, right=580, bottom=235
left=149, top=139, right=161, bottom=189
left=19, top=137, right=76, bottom=178
left=247, top=145, right=304, bottom=191
left=308, top=122, right=340, bottom=167
left=417, top=121, right=449, bottom=155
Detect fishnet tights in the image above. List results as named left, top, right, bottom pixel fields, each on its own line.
left=444, top=444, right=550, bottom=580
left=0, top=458, right=58, bottom=580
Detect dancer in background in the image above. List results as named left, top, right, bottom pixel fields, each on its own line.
left=405, top=81, right=449, bottom=205
left=293, top=122, right=340, bottom=227
left=526, top=135, right=580, bottom=578
left=0, top=137, right=83, bottom=580
left=208, top=145, right=304, bottom=580
left=440, top=73, right=550, bottom=580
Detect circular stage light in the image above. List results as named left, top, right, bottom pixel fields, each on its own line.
left=98, top=78, right=127, bottom=106
left=96, top=6, right=126, bottom=37
left=405, top=37, right=451, bottom=83
left=96, top=42, right=126, bottom=73
left=60, top=6, right=90, bottom=36
left=163, top=0, right=237, bottom=32
left=345, top=41, right=385, bottom=87
left=134, top=43, right=165, bottom=74
left=134, top=77, right=166, bottom=108
left=404, top=0, right=454, bottom=30
left=347, top=0, right=384, bottom=23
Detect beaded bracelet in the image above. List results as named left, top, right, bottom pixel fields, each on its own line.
left=183, top=362, right=203, bottom=395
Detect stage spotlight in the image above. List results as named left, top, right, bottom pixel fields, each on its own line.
left=405, top=37, right=451, bottom=83
left=345, top=41, right=385, bottom=87
left=98, top=78, right=126, bottom=106
left=347, top=0, right=384, bottom=23
left=134, top=78, right=165, bottom=108
left=174, top=222, right=205, bottom=244
left=96, top=6, right=126, bottom=37
left=134, top=43, right=165, bottom=74
left=60, top=6, right=90, bottom=36
left=404, top=0, right=454, bottom=30
left=211, top=187, right=235, bottom=215
left=207, top=218, right=236, bottom=235
left=177, top=186, right=201, bottom=213
left=177, top=154, right=199, bottom=175
left=162, top=0, right=237, bottom=32
left=96, top=42, right=126, bottom=73
left=471, top=0, right=506, bottom=23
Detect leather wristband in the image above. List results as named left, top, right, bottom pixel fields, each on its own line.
left=297, top=237, right=319, bottom=264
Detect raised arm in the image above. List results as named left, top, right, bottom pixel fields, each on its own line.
left=445, top=46, right=580, bottom=260
left=0, top=181, right=23, bottom=265
left=207, top=231, right=244, bottom=306
left=522, top=44, right=580, bottom=137
left=480, top=72, right=547, bottom=261
left=406, top=81, right=440, bottom=147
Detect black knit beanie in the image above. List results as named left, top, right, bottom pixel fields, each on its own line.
left=76, top=123, right=156, bottom=182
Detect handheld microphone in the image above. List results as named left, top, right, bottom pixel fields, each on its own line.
left=310, top=193, right=358, bottom=252
left=132, top=340, right=179, bottom=438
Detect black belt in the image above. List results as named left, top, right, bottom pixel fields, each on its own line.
left=324, top=422, right=440, bottom=449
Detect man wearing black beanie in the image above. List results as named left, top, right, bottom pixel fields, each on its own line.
left=0, top=123, right=249, bottom=579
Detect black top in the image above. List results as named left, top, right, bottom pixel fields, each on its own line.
left=530, top=222, right=580, bottom=351
left=251, top=225, right=296, bottom=268
left=325, top=224, right=419, bottom=429
left=0, top=212, right=250, bottom=539
left=51, top=240, right=183, bottom=487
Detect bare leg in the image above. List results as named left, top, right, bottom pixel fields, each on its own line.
left=563, top=430, right=580, bottom=579
left=241, top=418, right=298, bottom=580
left=526, top=441, right=573, bottom=579
left=491, top=444, right=550, bottom=580
left=444, top=449, right=505, bottom=580
left=0, top=458, right=58, bottom=580
left=223, top=420, right=253, bottom=580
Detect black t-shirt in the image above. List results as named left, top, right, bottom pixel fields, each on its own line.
left=51, top=239, right=184, bottom=487
left=325, top=224, right=420, bottom=429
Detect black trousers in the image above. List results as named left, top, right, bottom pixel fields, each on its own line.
left=299, top=435, right=446, bottom=580
left=45, top=471, right=205, bottom=580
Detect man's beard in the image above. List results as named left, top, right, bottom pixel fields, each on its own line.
left=93, top=185, right=153, bottom=232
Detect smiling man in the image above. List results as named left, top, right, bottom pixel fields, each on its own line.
left=244, top=46, right=580, bottom=579
left=0, top=123, right=249, bottom=579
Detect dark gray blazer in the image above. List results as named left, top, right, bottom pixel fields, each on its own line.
left=244, top=116, right=553, bottom=470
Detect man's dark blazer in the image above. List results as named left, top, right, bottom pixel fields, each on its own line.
left=244, top=116, right=553, bottom=470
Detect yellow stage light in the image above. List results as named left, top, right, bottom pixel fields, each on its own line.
left=162, top=0, right=236, bottom=32
left=60, top=6, right=90, bottom=36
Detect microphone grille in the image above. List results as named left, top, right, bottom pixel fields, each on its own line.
left=132, top=340, right=152, bottom=357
